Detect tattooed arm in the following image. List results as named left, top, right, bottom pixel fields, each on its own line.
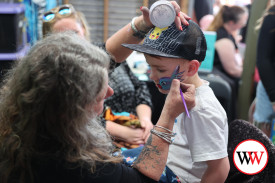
left=133, top=80, right=195, bottom=180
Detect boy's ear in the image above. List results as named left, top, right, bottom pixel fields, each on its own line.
left=187, top=60, right=200, bottom=76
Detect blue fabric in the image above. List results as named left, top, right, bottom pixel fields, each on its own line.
left=122, top=146, right=181, bottom=183
left=159, top=166, right=181, bottom=183
left=254, top=81, right=274, bottom=123
left=113, top=111, right=130, bottom=117
left=122, top=146, right=143, bottom=165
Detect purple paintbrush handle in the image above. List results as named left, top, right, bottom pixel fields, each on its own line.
left=180, top=88, right=190, bottom=118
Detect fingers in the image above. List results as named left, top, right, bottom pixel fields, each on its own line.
left=169, top=79, right=181, bottom=93
left=140, top=6, right=154, bottom=28
left=140, top=121, right=153, bottom=140
left=140, top=6, right=149, bottom=16
left=170, top=1, right=191, bottom=29
left=131, top=139, right=145, bottom=145
left=179, top=82, right=196, bottom=109
left=180, top=82, right=195, bottom=92
left=140, top=120, right=146, bottom=129
left=178, top=12, right=190, bottom=26
left=141, top=1, right=190, bottom=31
left=126, top=128, right=145, bottom=144
left=142, top=126, right=152, bottom=140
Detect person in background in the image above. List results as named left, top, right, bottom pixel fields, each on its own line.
left=193, top=0, right=213, bottom=25
left=42, top=4, right=153, bottom=146
left=105, top=62, right=153, bottom=145
left=253, top=0, right=275, bottom=137
left=123, top=20, right=229, bottom=183
left=199, top=14, right=214, bottom=31
left=0, top=32, right=196, bottom=183
left=207, top=5, right=248, bottom=121
left=207, top=5, right=248, bottom=80
left=43, top=2, right=190, bottom=64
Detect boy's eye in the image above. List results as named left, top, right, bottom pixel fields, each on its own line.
left=157, top=69, right=166, bottom=73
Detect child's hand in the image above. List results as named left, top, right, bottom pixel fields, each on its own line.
left=121, top=127, right=145, bottom=145
left=139, top=118, right=153, bottom=141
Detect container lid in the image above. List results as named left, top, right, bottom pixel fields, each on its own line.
left=0, top=3, right=25, bottom=14
left=149, top=0, right=176, bottom=28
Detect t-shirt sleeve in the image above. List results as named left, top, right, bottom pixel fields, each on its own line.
left=184, top=107, right=228, bottom=162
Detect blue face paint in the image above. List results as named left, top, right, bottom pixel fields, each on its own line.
left=157, top=65, right=184, bottom=90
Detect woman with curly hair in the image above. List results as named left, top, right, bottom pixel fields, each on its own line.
left=0, top=32, right=195, bottom=183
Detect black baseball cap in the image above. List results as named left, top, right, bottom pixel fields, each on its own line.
left=122, top=20, right=207, bottom=62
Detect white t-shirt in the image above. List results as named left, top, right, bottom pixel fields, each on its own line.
left=166, top=80, right=228, bottom=183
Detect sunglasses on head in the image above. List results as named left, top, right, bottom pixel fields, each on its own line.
left=43, top=4, right=75, bottom=22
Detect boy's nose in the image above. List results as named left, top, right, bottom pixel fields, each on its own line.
left=149, top=71, right=156, bottom=81
left=104, top=85, right=114, bottom=99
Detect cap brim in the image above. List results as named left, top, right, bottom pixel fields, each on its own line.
left=122, top=44, right=181, bottom=59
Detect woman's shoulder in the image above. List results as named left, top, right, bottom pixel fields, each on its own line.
left=216, top=27, right=237, bottom=48
left=216, top=27, right=228, bottom=39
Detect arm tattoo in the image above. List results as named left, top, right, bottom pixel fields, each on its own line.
left=133, top=134, right=161, bottom=170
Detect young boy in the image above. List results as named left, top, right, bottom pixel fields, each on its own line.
left=123, top=20, right=230, bottom=183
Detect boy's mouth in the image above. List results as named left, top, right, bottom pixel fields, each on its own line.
left=156, top=84, right=162, bottom=89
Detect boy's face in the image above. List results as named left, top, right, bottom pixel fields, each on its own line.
left=145, top=54, right=188, bottom=94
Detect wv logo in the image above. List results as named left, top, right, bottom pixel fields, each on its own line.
left=236, top=151, right=264, bottom=165
left=233, top=140, right=268, bottom=175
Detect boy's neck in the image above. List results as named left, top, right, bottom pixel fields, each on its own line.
left=185, top=73, right=203, bottom=88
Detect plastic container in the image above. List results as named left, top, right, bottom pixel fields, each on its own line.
left=149, top=0, right=176, bottom=28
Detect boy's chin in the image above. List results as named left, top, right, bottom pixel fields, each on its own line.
left=158, top=88, right=169, bottom=94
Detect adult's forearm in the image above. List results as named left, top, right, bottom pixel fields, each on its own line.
left=133, top=110, right=174, bottom=180
left=106, top=16, right=152, bottom=62
left=133, top=79, right=196, bottom=181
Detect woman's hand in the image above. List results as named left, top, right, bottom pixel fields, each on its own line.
left=162, top=79, right=196, bottom=120
left=139, top=1, right=191, bottom=31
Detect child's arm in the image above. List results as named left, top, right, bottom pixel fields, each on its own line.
left=201, top=157, right=230, bottom=183
left=136, top=104, right=153, bottom=141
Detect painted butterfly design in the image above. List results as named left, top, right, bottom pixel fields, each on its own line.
left=158, top=65, right=184, bottom=90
